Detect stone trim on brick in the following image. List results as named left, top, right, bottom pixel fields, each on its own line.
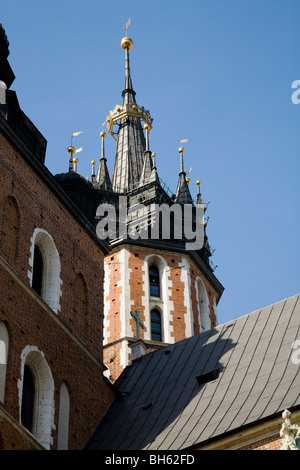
left=18, top=345, right=55, bottom=449
left=28, top=228, right=62, bottom=314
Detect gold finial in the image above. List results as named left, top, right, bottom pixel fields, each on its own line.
left=178, top=147, right=185, bottom=154
left=68, top=146, right=75, bottom=171
left=72, top=156, right=79, bottom=172
left=100, top=131, right=106, bottom=138
left=186, top=177, right=191, bottom=184
left=121, top=36, right=133, bottom=50
left=196, top=179, right=201, bottom=186
left=67, top=146, right=75, bottom=155
left=144, top=123, right=150, bottom=151
left=91, top=159, right=96, bottom=179
left=152, top=151, right=157, bottom=170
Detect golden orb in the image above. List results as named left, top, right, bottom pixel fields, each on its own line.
left=121, top=37, right=133, bottom=50
left=196, top=179, right=201, bottom=185
left=144, top=123, right=150, bottom=130
left=91, top=159, right=96, bottom=166
left=179, top=147, right=184, bottom=154
left=100, top=131, right=106, bottom=138
left=67, top=146, right=75, bottom=154
left=72, top=157, right=79, bottom=164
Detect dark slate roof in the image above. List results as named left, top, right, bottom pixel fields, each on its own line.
left=96, top=156, right=112, bottom=191
left=87, top=294, right=300, bottom=450
left=175, top=171, right=193, bottom=204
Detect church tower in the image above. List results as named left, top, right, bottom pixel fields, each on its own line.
left=94, top=32, right=224, bottom=382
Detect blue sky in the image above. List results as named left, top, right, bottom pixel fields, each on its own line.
left=2, top=0, right=299, bottom=325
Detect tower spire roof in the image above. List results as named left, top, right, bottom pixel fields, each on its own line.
left=175, top=147, right=193, bottom=204
left=96, top=131, right=112, bottom=191
left=105, top=33, right=153, bottom=193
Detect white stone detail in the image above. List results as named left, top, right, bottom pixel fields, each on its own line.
left=18, top=345, right=55, bottom=450
left=28, top=228, right=62, bottom=314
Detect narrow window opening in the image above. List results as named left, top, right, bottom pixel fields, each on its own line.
left=21, top=365, right=35, bottom=432
left=149, top=266, right=160, bottom=297
left=151, top=309, right=162, bottom=342
left=32, top=245, right=43, bottom=296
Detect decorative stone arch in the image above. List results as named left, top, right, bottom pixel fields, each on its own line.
left=196, top=277, right=211, bottom=331
left=0, top=322, right=9, bottom=403
left=18, top=345, right=55, bottom=449
left=28, top=228, right=62, bottom=314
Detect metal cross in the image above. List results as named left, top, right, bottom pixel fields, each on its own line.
left=130, top=309, right=145, bottom=340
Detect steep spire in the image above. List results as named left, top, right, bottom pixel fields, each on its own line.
left=175, top=147, right=193, bottom=204
left=196, top=179, right=204, bottom=205
left=96, top=131, right=112, bottom=191
left=106, top=34, right=153, bottom=193
left=122, top=37, right=136, bottom=106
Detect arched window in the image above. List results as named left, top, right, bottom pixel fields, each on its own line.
left=29, top=228, right=62, bottom=314
left=57, top=383, right=70, bottom=450
left=19, top=346, right=55, bottom=449
left=151, top=309, right=162, bottom=342
left=32, top=245, right=44, bottom=296
left=21, top=365, right=35, bottom=433
left=149, top=266, right=160, bottom=297
left=0, top=322, right=9, bottom=403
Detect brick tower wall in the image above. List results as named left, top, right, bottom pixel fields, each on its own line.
left=0, top=129, right=115, bottom=449
left=103, top=244, right=218, bottom=382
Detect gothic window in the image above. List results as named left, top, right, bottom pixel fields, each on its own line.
left=0, top=322, right=9, bottom=403
left=19, top=346, right=55, bottom=449
left=21, top=364, right=35, bottom=433
left=29, top=229, right=62, bottom=314
left=32, top=244, right=44, bottom=296
left=151, top=309, right=162, bottom=342
left=149, top=266, right=160, bottom=298
left=57, top=383, right=70, bottom=450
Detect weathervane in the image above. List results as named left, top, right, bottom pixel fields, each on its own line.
left=123, top=18, right=131, bottom=36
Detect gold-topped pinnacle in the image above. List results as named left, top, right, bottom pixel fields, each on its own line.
left=91, top=159, right=96, bottom=166
left=100, top=131, right=106, bottom=138
left=179, top=147, right=185, bottom=154
left=196, top=179, right=201, bottom=185
left=121, top=36, right=133, bottom=50
left=67, top=146, right=75, bottom=154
